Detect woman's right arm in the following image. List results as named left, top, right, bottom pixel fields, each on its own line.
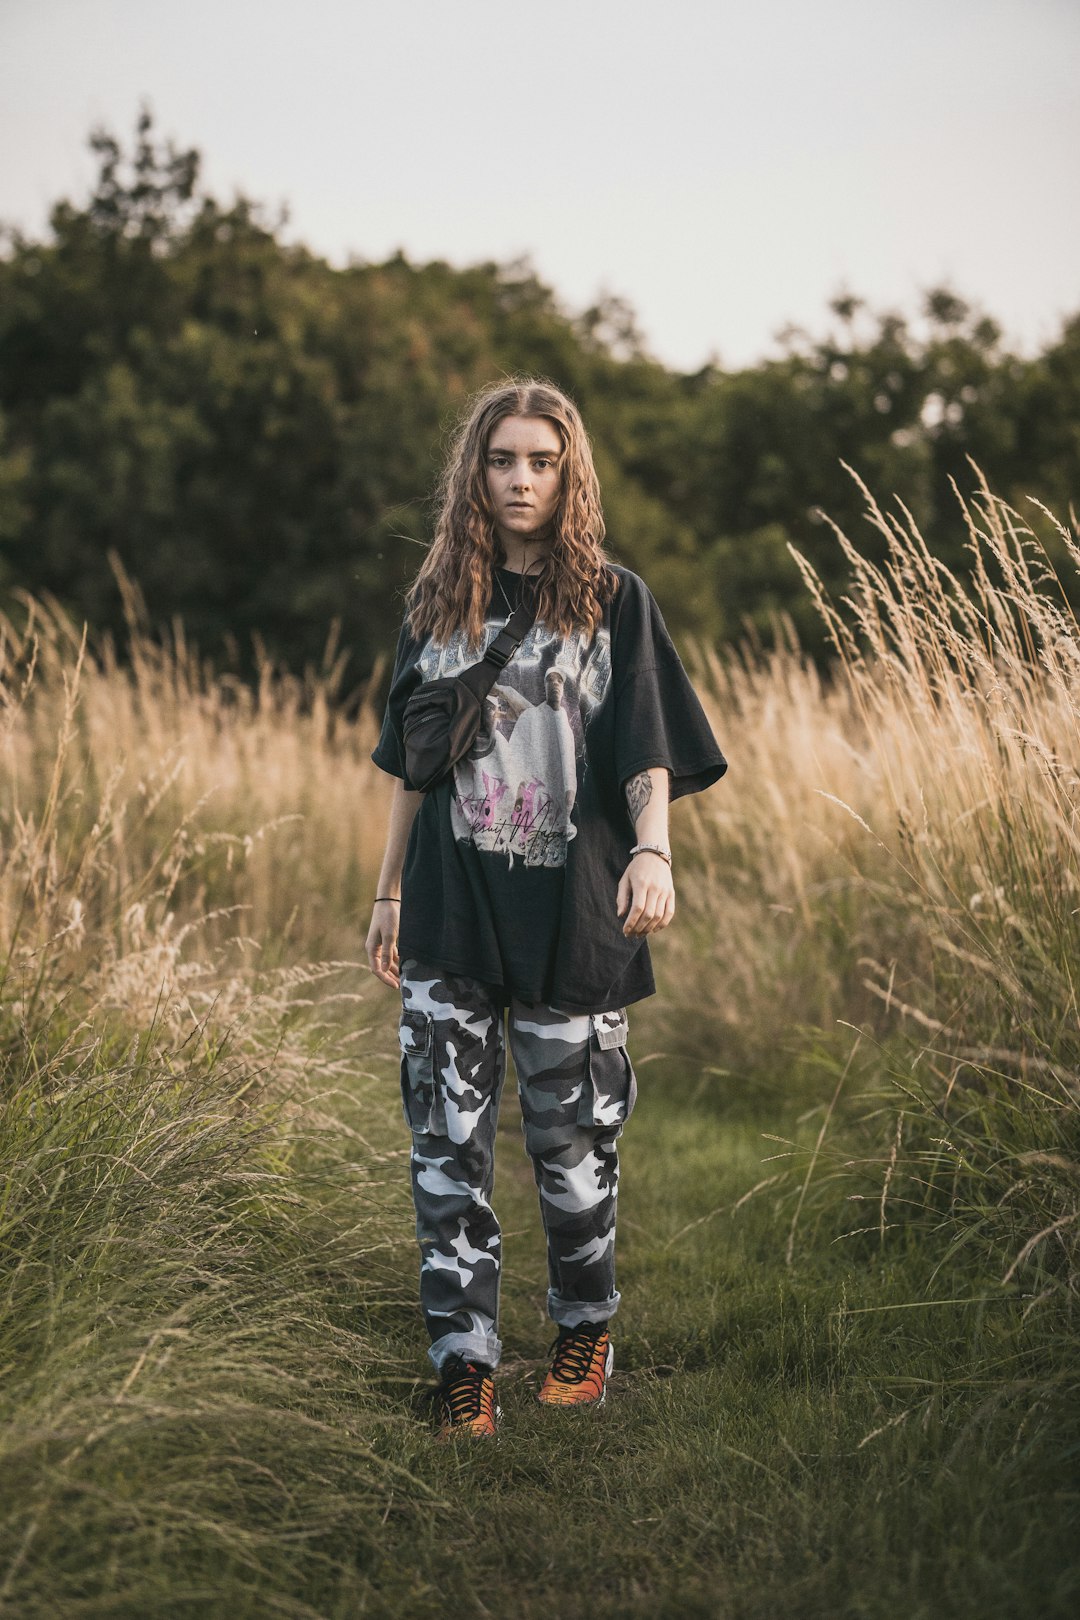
left=365, top=778, right=423, bottom=990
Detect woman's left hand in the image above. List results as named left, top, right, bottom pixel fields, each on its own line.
left=616, top=851, right=675, bottom=937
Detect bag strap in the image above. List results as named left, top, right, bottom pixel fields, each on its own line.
left=457, top=594, right=537, bottom=702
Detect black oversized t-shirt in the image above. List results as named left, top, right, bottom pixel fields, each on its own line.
left=371, top=563, right=727, bottom=1013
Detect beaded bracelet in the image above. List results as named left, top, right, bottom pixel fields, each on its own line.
left=629, top=843, right=672, bottom=867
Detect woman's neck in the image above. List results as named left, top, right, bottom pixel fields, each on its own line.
left=497, top=547, right=550, bottom=577
left=496, top=532, right=551, bottom=576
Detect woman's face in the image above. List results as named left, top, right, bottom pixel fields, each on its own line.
left=484, top=415, right=563, bottom=551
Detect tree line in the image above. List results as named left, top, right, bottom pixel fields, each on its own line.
left=2, top=111, right=1077, bottom=682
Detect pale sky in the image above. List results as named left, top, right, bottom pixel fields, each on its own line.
left=2, top=0, right=1078, bottom=371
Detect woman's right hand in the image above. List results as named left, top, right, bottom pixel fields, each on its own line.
left=366, top=900, right=401, bottom=989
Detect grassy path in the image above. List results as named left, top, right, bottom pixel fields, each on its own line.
left=1, top=1029, right=1074, bottom=1618
left=344, top=1053, right=1077, bottom=1620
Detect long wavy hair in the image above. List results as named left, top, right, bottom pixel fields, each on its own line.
left=406, top=379, right=619, bottom=648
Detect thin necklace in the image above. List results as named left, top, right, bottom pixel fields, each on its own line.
left=493, top=568, right=514, bottom=618
left=494, top=550, right=543, bottom=619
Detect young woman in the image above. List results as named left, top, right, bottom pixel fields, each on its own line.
left=368, top=379, right=726, bottom=1437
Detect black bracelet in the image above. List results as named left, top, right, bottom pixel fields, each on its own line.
left=375, top=896, right=401, bottom=903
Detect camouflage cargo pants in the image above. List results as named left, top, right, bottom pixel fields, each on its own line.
left=398, top=955, right=638, bottom=1374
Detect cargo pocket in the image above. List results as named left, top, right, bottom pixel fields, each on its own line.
left=399, top=1009, right=438, bottom=1134
left=578, top=1009, right=638, bottom=1133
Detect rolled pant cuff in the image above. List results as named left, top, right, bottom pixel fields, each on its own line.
left=548, top=1291, right=621, bottom=1329
left=428, top=1330, right=502, bottom=1375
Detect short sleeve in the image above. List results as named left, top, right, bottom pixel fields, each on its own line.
left=612, top=575, right=728, bottom=802
left=371, top=615, right=423, bottom=787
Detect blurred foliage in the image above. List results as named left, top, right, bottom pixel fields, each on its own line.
left=1, top=111, right=1078, bottom=679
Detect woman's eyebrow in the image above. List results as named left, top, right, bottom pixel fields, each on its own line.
left=487, top=443, right=562, bottom=457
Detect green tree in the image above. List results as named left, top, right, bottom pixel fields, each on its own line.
left=2, top=113, right=1077, bottom=678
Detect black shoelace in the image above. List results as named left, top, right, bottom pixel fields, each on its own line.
left=442, top=1360, right=491, bottom=1422
left=549, top=1325, right=605, bottom=1383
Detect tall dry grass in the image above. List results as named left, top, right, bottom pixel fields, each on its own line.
left=1, top=468, right=1077, bottom=1610
left=0, top=592, right=428, bottom=1615
left=676, top=470, right=1079, bottom=1059
left=1, top=590, right=394, bottom=995
left=664, top=469, right=1079, bottom=1329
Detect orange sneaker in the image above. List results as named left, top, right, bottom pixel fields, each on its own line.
left=537, top=1322, right=613, bottom=1408
left=437, top=1357, right=499, bottom=1439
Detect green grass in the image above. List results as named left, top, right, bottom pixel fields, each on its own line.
left=0, top=1002, right=425, bottom=1618
left=5, top=1002, right=1072, bottom=1618
left=3, top=474, right=1079, bottom=1614
left=354, top=1053, right=1078, bottom=1620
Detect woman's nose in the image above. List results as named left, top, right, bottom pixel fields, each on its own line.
left=510, top=461, right=531, bottom=490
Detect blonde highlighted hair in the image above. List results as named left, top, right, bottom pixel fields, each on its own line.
left=406, top=379, right=619, bottom=648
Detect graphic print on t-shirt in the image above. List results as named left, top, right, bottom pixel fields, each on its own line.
left=416, top=617, right=613, bottom=867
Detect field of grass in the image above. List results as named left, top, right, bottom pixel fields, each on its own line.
left=362, top=1065, right=1077, bottom=1620
left=1, top=474, right=1077, bottom=1616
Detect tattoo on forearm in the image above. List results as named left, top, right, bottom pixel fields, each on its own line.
left=624, top=771, right=653, bottom=824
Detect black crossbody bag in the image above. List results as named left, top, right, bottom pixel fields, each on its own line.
left=402, top=595, right=537, bottom=792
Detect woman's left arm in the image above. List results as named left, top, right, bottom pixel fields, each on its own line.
left=616, top=767, right=675, bottom=937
